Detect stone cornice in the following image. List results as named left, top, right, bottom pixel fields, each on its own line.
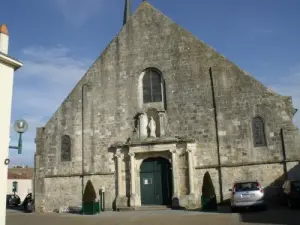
left=111, top=137, right=195, bottom=148
left=195, top=159, right=300, bottom=170
left=44, top=172, right=115, bottom=178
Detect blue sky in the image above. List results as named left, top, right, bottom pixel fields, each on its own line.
left=1, top=0, right=300, bottom=166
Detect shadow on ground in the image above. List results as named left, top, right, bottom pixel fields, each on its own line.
left=187, top=202, right=300, bottom=225
left=6, top=205, right=25, bottom=213
left=239, top=203, right=300, bottom=225
left=185, top=163, right=300, bottom=224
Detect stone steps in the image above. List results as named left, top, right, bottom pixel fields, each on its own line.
left=135, top=205, right=172, bottom=211
left=118, top=205, right=172, bottom=211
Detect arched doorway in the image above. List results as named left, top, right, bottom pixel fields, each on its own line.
left=140, top=157, right=172, bottom=205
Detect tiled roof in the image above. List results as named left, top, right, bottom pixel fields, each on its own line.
left=7, top=168, right=34, bottom=180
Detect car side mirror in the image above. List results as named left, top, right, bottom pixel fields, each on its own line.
left=229, top=189, right=232, bottom=192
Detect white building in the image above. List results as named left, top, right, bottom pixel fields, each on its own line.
left=7, top=167, right=33, bottom=202
left=0, top=24, right=22, bottom=225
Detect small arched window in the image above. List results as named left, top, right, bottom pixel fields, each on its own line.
left=61, top=135, right=71, bottom=162
left=143, top=69, right=162, bottom=103
left=252, top=117, right=267, bottom=147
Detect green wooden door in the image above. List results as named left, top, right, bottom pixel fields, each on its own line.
left=140, top=157, right=172, bottom=205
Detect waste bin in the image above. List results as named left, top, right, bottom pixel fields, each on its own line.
left=82, top=201, right=100, bottom=215
left=201, top=195, right=217, bottom=212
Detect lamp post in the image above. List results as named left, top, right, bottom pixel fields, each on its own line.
left=1, top=119, right=27, bottom=225
left=9, top=119, right=28, bottom=154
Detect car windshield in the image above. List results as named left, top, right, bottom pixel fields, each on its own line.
left=235, top=182, right=260, bottom=192
left=291, top=181, right=300, bottom=191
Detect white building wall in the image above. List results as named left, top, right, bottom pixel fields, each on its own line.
left=7, top=179, right=33, bottom=202
left=0, top=60, right=14, bottom=225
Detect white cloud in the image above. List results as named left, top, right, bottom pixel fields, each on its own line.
left=9, top=45, right=92, bottom=167
left=53, top=0, right=105, bottom=27
left=20, top=45, right=88, bottom=85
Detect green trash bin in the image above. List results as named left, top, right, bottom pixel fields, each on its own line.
left=201, top=195, right=217, bottom=212
left=82, top=201, right=100, bottom=215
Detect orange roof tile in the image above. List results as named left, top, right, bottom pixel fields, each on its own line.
left=7, top=168, right=34, bottom=179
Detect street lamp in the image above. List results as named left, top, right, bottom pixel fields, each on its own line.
left=9, top=119, right=28, bottom=154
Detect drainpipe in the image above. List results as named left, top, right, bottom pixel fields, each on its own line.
left=280, top=128, right=288, bottom=180
left=209, top=67, right=223, bottom=202
left=81, top=82, right=92, bottom=213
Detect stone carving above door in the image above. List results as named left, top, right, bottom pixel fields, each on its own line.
left=136, top=108, right=167, bottom=141
left=148, top=117, right=156, bottom=138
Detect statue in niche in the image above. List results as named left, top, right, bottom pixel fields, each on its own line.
left=148, top=117, right=156, bottom=138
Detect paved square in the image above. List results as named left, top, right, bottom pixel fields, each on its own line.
left=7, top=209, right=239, bottom=225
left=6, top=204, right=300, bottom=225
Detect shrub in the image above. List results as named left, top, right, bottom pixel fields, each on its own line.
left=202, top=172, right=216, bottom=197
left=83, top=180, right=97, bottom=203
left=201, top=172, right=217, bottom=211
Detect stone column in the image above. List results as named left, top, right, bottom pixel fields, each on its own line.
left=129, top=152, right=136, bottom=207
left=115, top=148, right=128, bottom=209
left=187, top=149, right=195, bottom=195
left=170, top=149, right=178, bottom=196
left=115, top=149, right=124, bottom=197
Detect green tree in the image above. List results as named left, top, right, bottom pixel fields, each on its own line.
left=83, top=180, right=97, bottom=203
left=201, top=172, right=217, bottom=211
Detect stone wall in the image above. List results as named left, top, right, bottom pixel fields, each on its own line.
left=221, top=164, right=284, bottom=200
left=195, top=163, right=294, bottom=205
left=42, top=175, right=115, bottom=212
left=34, top=1, right=300, bottom=212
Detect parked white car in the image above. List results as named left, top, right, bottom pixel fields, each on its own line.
left=229, top=180, right=266, bottom=212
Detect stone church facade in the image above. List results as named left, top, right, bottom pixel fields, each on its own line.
left=34, top=1, right=300, bottom=212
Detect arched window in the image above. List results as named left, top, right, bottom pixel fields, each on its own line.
left=61, top=135, right=71, bottom=162
left=252, top=117, right=267, bottom=147
left=143, top=69, right=162, bottom=103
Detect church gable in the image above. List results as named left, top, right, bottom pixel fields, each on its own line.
left=122, top=1, right=291, bottom=100
left=33, top=1, right=300, bottom=213
left=44, top=0, right=292, bottom=131
left=38, top=0, right=299, bottom=175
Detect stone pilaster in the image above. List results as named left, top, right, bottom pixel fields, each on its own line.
left=170, top=149, right=180, bottom=208
left=171, top=145, right=198, bottom=209
left=115, top=148, right=127, bottom=208
left=187, top=148, right=195, bottom=195
left=129, top=152, right=137, bottom=207
left=174, top=146, right=198, bottom=209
